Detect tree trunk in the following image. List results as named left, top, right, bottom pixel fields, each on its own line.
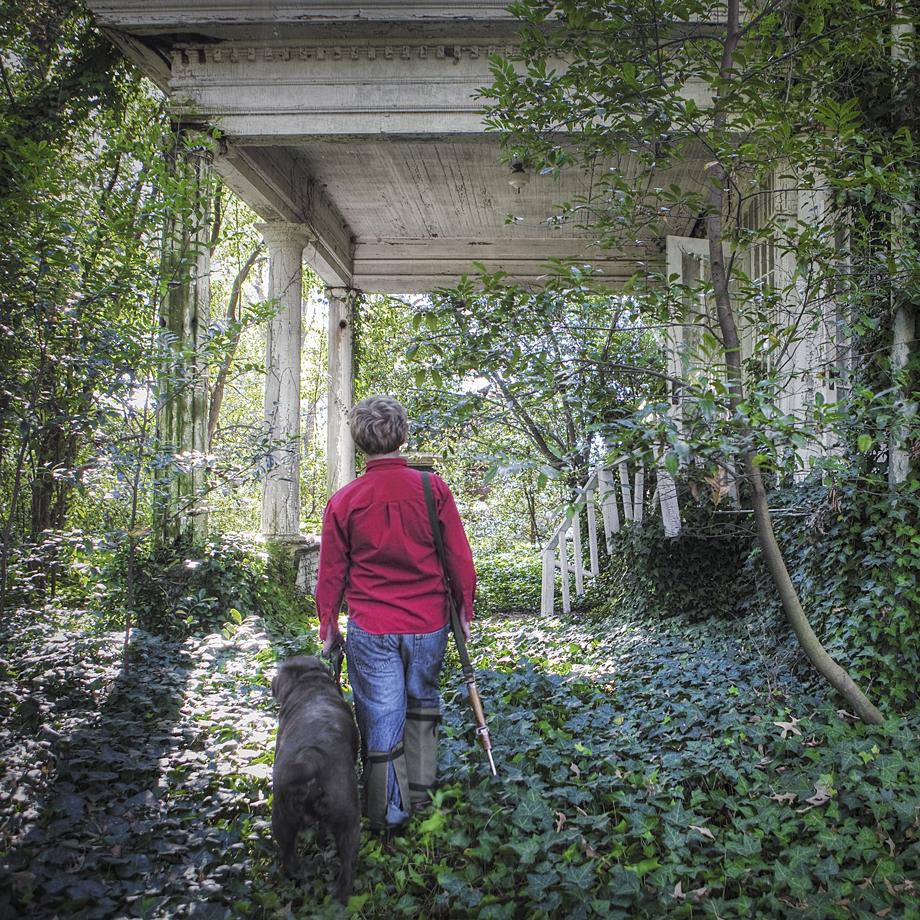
left=0, top=352, right=48, bottom=619
left=706, top=0, right=883, bottom=725
left=207, top=243, right=263, bottom=443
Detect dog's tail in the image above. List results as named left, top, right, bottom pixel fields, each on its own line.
left=279, top=746, right=327, bottom=808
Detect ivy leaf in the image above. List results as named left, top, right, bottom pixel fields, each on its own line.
left=512, top=787, right=553, bottom=832
left=506, top=834, right=542, bottom=866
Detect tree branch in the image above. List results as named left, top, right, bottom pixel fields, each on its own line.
left=207, top=244, right=264, bottom=442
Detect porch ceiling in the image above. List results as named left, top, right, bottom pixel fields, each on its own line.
left=281, top=136, right=707, bottom=291
left=88, top=1, right=713, bottom=293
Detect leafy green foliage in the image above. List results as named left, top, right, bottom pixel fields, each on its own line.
left=589, top=473, right=920, bottom=711
left=479, top=0, right=919, bottom=485
left=474, top=543, right=544, bottom=615
left=3, top=598, right=919, bottom=918
left=94, top=535, right=314, bottom=638
left=736, top=479, right=920, bottom=709
left=586, top=504, right=756, bottom=623
left=409, top=282, right=661, bottom=479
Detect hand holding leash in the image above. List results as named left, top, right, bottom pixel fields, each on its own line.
left=321, top=632, right=345, bottom=688
left=322, top=626, right=344, bottom=656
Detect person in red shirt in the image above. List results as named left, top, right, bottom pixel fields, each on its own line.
left=315, top=395, right=476, bottom=832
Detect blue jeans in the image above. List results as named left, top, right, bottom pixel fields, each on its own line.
left=346, top=620, right=449, bottom=827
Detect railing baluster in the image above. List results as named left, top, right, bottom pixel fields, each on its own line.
left=572, top=508, right=584, bottom=596
left=658, top=467, right=681, bottom=538
left=541, top=451, right=667, bottom=616
left=633, top=461, right=645, bottom=524
left=618, top=460, right=633, bottom=523
left=586, top=486, right=599, bottom=577
left=541, top=544, right=555, bottom=615
left=598, top=468, right=620, bottom=545
left=559, top=520, right=571, bottom=614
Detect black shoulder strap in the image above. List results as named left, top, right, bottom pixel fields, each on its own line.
left=421, top=472, right=449, bottom=582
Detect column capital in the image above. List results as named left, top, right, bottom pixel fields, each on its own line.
left=325, top=285, right=358, bottom=299
left=257, top=222, right=313, bottom=249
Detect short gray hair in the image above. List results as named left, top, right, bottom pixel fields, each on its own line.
left=350, top=395, right=408, bottom=455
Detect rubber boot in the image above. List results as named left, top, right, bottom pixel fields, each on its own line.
left=364, top=741, right=411, bottom=832
left=405, top=707, right=441, bottom=810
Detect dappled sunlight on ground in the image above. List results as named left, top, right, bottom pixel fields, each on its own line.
left=1, top=605, right=918, bottom=918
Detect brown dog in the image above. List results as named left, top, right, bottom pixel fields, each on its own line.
left=271, top=655, right=360, bottom=903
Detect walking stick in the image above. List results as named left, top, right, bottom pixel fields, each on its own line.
left=422, top=473, right=497, bottom=776
left=448, top=599, right=497, bottom=775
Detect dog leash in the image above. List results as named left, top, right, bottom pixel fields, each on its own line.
left=322, top=639, right=345, bottom=690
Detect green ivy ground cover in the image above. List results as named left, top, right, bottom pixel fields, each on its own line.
left=1, top=604, right=918, bottom=918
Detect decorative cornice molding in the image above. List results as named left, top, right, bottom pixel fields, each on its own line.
left=170, top=42, right=518, bottom=69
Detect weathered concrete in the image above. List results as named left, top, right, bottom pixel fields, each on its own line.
left=260, top=223, right=311, bottom=538
left=326, top=288, right=356, bottom=496
left=292, top=535, right=322, bottom=596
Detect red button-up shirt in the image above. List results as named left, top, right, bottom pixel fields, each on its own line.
left=315, top=457, right=476, bottom=639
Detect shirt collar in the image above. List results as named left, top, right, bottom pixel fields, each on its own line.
left=364, top=457, right=408, bottom=472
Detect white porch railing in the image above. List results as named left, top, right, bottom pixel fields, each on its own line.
left=539, top=454, right=682, bottom=616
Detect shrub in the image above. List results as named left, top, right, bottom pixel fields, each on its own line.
left=100, top=535, right=314, bottom=638
left=474, top=542, right=544, bottom=615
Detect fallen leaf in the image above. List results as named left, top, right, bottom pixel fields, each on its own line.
left=803, top=783, right=833, bottom=807
left=689, top=824, right=715, bottom=841
left=570, top=762, right=581, bottom=778
left=770, top=792, right=797, bottom=804
left=773, top=718, right=802, bottom=739
left=879, top=828, right=896, bottom=857
left=555, top=811, right=566, bottom=833
left=673, top=881, right=684, bottom=900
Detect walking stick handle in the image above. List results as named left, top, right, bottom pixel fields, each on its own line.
left=466, top=677, right=488, bottom=728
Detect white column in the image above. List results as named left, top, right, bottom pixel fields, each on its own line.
left=889, top=13, right=916, bottom=486
left=259, top=223, right=310, bottom=539
left=155, top=144, right=211, bottom=546
left=327, top=287, right=356, bottom=496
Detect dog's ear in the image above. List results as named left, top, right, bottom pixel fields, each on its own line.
left=271, top=673, right=281, bottom=701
